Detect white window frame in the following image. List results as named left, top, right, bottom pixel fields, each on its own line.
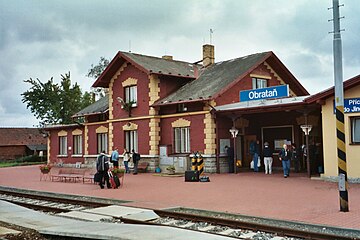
left=252, top=77, right=268, bottom=89
left=73, top=135, right=83, bottom=155
left=125, top=130, right=138, bottom=152
left=97, top=133, right=108, bottom=153
left=174, top=127, right=190, bottom=153
left=125, top=85, right=137, bottom=107
left=59, top=136, right=67, bottom=156
left=351, top=117, right=360, bottom=144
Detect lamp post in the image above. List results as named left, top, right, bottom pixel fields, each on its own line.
left=229, top=127, right=239, bottom=174
left=300, top=124, right=312, bottom=178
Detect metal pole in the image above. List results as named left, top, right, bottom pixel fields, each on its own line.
left=305, top=114, right=311, bottom=178
left=233, top=136, right=237, bottom=174
left=332, top=0, right=348, bottom=212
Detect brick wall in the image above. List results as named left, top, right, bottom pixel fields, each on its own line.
left=0, top=146, right=27, bottom=160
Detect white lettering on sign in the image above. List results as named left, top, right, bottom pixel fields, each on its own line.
left=248, top=88, right=278, bottom=100
left=349, top=99, right=360, bottom=105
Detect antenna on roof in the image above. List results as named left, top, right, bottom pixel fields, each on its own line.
left=210, top=28, right=214, bottom=45
left=129, top=40, right=132, bottom=53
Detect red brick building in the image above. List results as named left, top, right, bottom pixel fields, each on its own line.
left=0, top=128, right=47, bottom=161
left=45, top=45, right=314, bottom=173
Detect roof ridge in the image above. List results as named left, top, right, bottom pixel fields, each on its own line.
left=119, top=51, right=198, bottom=66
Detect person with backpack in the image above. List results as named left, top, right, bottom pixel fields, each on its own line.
left=110, top=147, right=119, bottom=168
left=96, top=150, right=111, bottom=189
left=250, top=140, right=260, bottom=172
left=132, top=149, right=140, bottom=175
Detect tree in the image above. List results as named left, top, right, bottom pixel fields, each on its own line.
left=86, top=57, right=110, bottom=99
left=22, top=72, right=94, bottom=126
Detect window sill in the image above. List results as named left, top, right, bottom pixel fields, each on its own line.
left=57, top=155, right=68, bottom=158
left=71, top=155, right=83, bottom=158
left=349, top=143, right=360, bottom=145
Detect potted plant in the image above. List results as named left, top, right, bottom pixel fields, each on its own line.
left=111, top=168, right=125, bottom=176
left=166, top=165, right=176, bottom=175
left=39, top=164, right=52, bottom=174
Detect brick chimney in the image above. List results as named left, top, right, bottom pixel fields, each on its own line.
left=162, top=55, right=173, bottom=60
left=203, top=44, right=215, bottom=67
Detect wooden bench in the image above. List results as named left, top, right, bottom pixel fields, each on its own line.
left=83, top=170, right=97, bottom=184
left=51, top=168, right=85, bottom=182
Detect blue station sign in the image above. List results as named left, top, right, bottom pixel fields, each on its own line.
left=240, top=85, right=289, bottom=102
left=334, top=98, right=360, bottom=114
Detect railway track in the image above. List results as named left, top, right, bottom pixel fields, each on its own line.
left=0, top=187, right=359, bottom=240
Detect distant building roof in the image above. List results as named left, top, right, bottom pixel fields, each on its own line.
left=72, top=95, right=109, bottom=118
left=0, top=128, right=46, bottom=146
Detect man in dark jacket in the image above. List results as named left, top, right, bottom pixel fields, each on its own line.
left=96, top=150, right=110, bottom=189
left=225, top=145, right=234, bottom=173
left=132, top=149, right=140, bottom=175
left=263, top=142, right=273, bottom=174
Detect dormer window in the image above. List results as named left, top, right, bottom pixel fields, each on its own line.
left=252, top=77, right=267, bottom=89
left=125, top=85, right=137, bottom=107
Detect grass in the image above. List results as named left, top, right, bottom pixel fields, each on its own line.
left=0, top=161, right=46, bottom=168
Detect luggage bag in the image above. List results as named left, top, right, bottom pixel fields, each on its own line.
left=185, top=170, right=199, bottom=182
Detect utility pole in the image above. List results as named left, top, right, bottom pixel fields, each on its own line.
left=331, top=0, right=348, bottom=212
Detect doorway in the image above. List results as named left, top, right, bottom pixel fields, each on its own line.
left=243, top=135, right=257, bottom=168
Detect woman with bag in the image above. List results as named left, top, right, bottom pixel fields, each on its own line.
left=122, top=148, right=131, bottom=173
left=263, top=142, right=273, bottom=174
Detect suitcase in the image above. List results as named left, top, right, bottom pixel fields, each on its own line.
left=108, top=172, right=120, bottom=189
left=185, top=170, right=199, bottom=182
left=113, top=174, right=121, bottom=188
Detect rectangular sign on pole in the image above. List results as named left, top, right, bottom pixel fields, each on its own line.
left=239, top=85, right=289, bottom=102
left=333, top=98, right=360, bottom=114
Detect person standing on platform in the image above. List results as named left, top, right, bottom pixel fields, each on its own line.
left=111, top=147, right=119, bottom=168
left=251, top=140, right=260, bottom=172
left=96, top=150, right=110, bottom=189
left=263, top=142, right=273, bottom=174
left=225, top=145, right=234, bottom=173
left=131, top=149, right=140, bottom=175
left=279, top=144, right=291, bottom=178
left=122, top=148, right=131, bottom=173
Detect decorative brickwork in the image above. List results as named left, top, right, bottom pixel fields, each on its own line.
left=109, top=63, right=128, bottom=120
left=171, top=118, right=191, bottom=128
left=57, top=130, right=67, bottom=137
left=149, top=74, right=161, bottom=155
left=72, top=129, right=82, bottom=135
left=203, top=100, right=216, bottom=155
left=122, top=77, right=138, bottom=87
left=264, top=62, right=296, bottom=96
left=95, top=126, right=108, bottom=133
left=122, top=122, right=138, bottom=131
left=84, top=125, right=89, bottom=155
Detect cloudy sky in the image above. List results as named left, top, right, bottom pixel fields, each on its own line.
left=0, top=0, right=359, bottom=127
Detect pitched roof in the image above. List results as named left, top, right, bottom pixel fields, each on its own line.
left=0, top=128, right=46, bottom=146
left=154, top=52, right=271, bottom=105
left=305, top=74, right=360, bottom=103
left=72, top=95, right=109, bottom=118
left=93, top=51, right=200, bottom=88
left=154, top=51, right=309, bottom=106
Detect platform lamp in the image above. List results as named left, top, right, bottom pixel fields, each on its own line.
left=229, top=127, right=239, bottom=174
left=301, top=125, right=312, bottom=178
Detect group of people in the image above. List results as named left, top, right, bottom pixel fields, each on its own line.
left=96, top=147, right=141, bottom=189
left=249, top=140, right=300, bottom=178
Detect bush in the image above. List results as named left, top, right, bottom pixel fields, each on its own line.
left=15, top=155, right=43, bottom=163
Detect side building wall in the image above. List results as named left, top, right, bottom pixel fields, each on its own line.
left=321, top=84, right=360, bottom=182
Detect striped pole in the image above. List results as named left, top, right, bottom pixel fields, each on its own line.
left=332, top=0, right=348, bottom=212
left=191, top=153, right=198, bottom=171
left=197, top=153, right=204, bottom=176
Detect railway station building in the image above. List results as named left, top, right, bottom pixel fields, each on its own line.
left=44, top=45, right=360, bottom=181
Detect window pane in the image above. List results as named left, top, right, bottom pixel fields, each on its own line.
left=352, top=118, right=360, bottom=143
left=59, top=136, right=67, bottom=155
left=73, top=135, right=82, bottom=155
left=252, top=78, right=257, bottom=89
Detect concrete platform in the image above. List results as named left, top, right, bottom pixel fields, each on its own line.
left=1, top=165, right=360, bottom=230
left=0, top=200, right=233, bottom=240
